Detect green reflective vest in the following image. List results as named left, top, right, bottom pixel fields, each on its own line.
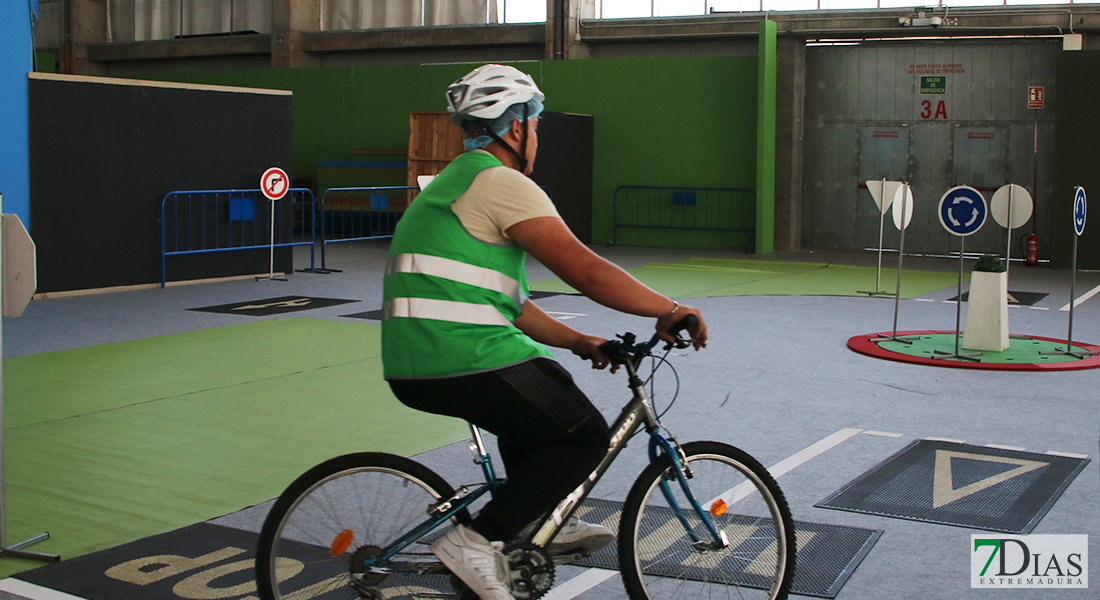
left=381, top=151, right=554, bottom=379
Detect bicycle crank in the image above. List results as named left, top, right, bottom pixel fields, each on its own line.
left=503, top=543, right=555, bottom=600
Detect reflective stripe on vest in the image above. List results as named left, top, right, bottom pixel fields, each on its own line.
left=384, top=297, right=511, bottom=327
left=386, top=253, right=522, bottom=305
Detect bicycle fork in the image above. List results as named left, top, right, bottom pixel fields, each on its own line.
left=648, top=434, right=730, bottom=551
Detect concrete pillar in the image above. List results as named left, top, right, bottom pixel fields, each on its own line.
left=557, top=0, right=593, bottom=60
left=67, top=0, right=108, bottom=75
left=272, top=0, right=320, bottom=68
left=773, top=35, right=805, bottom=251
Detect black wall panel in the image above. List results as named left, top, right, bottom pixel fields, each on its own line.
left=29, top=76, right=294, bottom=292
left=1053, top=52, right=1100, bottom=270
left=530, top=111, right=594, bottom=244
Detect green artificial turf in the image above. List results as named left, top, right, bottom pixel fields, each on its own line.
left=1, top=318, right=468, bottom=578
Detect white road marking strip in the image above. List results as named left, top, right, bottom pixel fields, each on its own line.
left=710, top=428, right=864, bottom=510
left=0, top=579, right=87, bottom=600
left=925, top=437, right=966, bottom=443
left=541, top=568, right=618, bottom=600
left=985, top=443, right=1026, bottom=451
left=1046, top=450, right=1089, bottom=459
left=1060, top=283, right=1100, bottom=311
left=1029, top=306, right=1050, bottom=310
left=547, top=428, right=866, bottom=600
left=862, top=430, right=904, bottom=438
left=943, top=300, right=959, bottom=304
left=914, top=298, right=935, bottom=302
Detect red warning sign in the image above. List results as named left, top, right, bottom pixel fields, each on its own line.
left=261, top=167, right=289, bottom=200
left=1028, top=86, right=1044, bottom=109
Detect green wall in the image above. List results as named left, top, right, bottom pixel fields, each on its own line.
left=139, top=56, right=758, bottom=248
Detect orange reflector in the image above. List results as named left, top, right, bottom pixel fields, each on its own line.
left=710, top=499, right=727, bottom=517
left=331, top=529, right=354, bottom=557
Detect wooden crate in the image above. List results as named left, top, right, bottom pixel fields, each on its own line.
left=407, top=112, right=464, bottom=203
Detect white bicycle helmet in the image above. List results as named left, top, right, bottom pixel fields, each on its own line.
left=447, top=64, right=545, bottom=126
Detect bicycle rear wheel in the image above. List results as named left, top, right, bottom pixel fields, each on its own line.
left=618, top=441, right=796, bottom=600
left=255, top=452, right=465, bottom=600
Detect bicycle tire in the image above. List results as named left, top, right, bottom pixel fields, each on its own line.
left=255, top=452, right=467, bottom=600
left=618, top=441, right=796, bottom=600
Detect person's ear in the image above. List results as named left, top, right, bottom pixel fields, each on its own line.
left=509, top=118, right=524, bottom=140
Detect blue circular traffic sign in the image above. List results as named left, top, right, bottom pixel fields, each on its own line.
left=938, top=186, right=987, bottom=237
left=1073, top=186, right=1087, bottom=236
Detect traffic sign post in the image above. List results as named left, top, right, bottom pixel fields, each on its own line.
left=859, top=178, right=903, bottom=297
left=990, top=183, right=1034, bottom=278
left=934, top=186, right=988, bottom=362
left=870, top=183, right=920, bottom=344
left=258, top=167, right=290, bottom=283
left=1043, top=187, right=1097, bottom=359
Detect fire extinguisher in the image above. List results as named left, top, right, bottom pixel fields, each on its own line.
left=1025, top=233, right=1039, bottom=266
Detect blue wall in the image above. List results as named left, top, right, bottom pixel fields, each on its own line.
left=1, top=1, right=34, bottom=230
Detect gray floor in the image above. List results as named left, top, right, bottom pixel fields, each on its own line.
left=3, top=241, right=1098, bottom=600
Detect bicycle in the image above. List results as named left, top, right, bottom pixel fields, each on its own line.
left=254, top=315, right=796, bottom=600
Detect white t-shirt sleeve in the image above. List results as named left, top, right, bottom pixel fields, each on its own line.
left=452, top=163, right=561, bottom=246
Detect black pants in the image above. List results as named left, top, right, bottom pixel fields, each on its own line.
left=389, top=358, right=610, bottom=542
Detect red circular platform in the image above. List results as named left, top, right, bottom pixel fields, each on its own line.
left=848, top=331, right=1100, bottom=371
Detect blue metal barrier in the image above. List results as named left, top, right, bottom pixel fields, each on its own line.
left=159, top=188, right=316, bottom=287
left=612, top=185, right=756, bottom=247
left=316, top=186, right=414, bottom=271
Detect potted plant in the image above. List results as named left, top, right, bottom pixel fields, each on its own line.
left=963, top=254, right=1009, bottom=352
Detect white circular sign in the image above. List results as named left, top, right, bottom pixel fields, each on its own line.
left=261, top=167, right=289, bottom=201
left=990, top=184, right=1034, bottom=230
left=891, top=184, right=914, bottom=231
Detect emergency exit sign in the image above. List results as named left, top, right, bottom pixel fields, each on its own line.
left=1028, top=86, right=1044, bottom=109
left=920, top=76, right=946, bottom=94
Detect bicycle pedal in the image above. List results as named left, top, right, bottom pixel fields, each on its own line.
left=551, top=550, right=588, bottom=565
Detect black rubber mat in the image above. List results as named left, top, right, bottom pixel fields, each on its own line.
left=816, top=440, right=1090, bottom=533
left=189, top=296, right=358, bottom=316
left=948, top=290, right=1048, bottom=305
left=572, top=498, right=880, bottom=599
left=15, top=504, right=879, bottom=600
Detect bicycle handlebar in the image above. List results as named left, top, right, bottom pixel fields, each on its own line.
left=597, top=314, right=699, bottom=367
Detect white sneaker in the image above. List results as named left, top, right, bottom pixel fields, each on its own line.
left=431, top=524, right=515, bottom=600
left=520, top=517, right=614, bottom=556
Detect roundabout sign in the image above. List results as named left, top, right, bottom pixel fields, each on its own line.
left=938, top=186, right=987, bottom=237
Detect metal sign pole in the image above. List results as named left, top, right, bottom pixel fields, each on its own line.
left=1042, top=186, right=1097, bottom=359
left=933, top=237, right=981, bottom=362
left=871, top=183, right=918, bottom=344
left=256, top=197, right=287, bottom=282
left=1004, top=185, right=1014, bottom=279
left=860, top=178, right=893, bottom=296
left=0, top=198, right=59, bottom=562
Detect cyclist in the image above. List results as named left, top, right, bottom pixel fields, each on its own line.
left=381, top=64, right=707, bottom=600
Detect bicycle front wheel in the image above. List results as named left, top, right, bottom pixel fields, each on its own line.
left=618, top=441, right=796, bottom=600
left=255, top=452, right=464, bottom=600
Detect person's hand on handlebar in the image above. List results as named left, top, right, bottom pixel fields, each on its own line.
left=655, top=303, right=708, bottom=350
left=571, top=334, right=620, bottom=373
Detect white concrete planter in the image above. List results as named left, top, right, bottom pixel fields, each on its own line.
left=963, top=270, right=1009, bottom=352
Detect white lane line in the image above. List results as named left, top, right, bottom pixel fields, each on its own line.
left=862, top=430, right=904, bottom=438
left=914, top=298, right=935, bottom=302
left=1060, top=283, right=1100, bottom=311
left=0, top=579, right=87, bottom=600
left=925, top=437, right=966, bottom=443
left=541, top=568, right=618, bottom=600
left=985, top=443, right=1026, bottom=451
left=1029, top=306, right=1050, bottom=310
left=546, top=428, right=866, bottom=600
left=1046, top=450, right=1089, bottom=459
left=943, top=300, right=959, bottom=305
left=710, top=428, right=864, bottom=510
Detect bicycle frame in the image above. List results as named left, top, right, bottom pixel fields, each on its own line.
left=364, top=333, right=727, bottom=576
